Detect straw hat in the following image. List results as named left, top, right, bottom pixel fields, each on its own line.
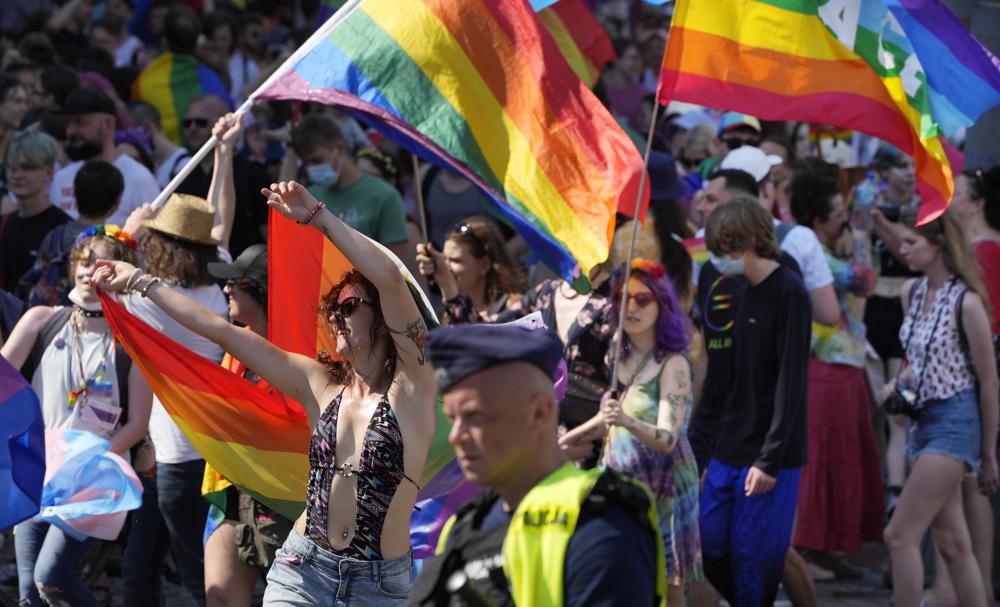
left=143, top=193, right=219, bottom=245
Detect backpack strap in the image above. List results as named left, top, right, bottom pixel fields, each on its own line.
left=775, top=222, right=795, bottom=245
left=21, top=306, right=73, bottom=381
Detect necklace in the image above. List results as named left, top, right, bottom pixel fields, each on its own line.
left=67, top=312, right=113, bottom=409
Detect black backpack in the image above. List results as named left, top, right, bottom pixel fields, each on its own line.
left=16, top=224, right=78, bottom=307
left=20, top=307, right=132, bottom=424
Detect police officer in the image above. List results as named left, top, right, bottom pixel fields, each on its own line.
left=411, top=323, right=665, bottom=607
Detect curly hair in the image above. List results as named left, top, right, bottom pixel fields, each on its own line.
left=69, top=233, right=138, bottom=277
left=141, top=230, right=217, bottom=288
left=315, top=270, right=398, bottom=386
left=445, top=216, right=525, bottom=305
left=609, top=262, right=692, bottom=363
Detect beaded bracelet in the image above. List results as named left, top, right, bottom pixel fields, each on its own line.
left=298, top=202, right=325, bottom=226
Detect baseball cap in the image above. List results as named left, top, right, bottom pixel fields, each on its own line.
left=207, top=244, right=268, bottom=286
left=717, top=112, right=762, bottom=136
left=62, top=86, right=117, bottom=116
left=720, top=146, right=783, bottom=183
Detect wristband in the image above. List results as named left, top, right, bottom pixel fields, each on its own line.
left=298, top=202, right=325, bottom=226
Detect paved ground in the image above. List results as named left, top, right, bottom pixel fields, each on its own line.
left=2, top=534, right=894, bottom=606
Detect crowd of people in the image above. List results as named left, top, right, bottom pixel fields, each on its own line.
left=2, top=1, right=1000, bottom=606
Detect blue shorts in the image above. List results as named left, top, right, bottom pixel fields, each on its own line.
left=908, top=388, right=981, bottom=472
left=263, top=528, right=414, bottom=606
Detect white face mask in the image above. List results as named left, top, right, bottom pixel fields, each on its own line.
left=305, top=161, right=340, bottom=188
left=708, top=252, right=746, bottom=276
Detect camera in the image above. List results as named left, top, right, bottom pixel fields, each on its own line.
left=884, top=386, right=921, bottom=418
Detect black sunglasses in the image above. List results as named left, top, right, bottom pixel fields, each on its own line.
left=333, top=297, right=370, bottom=326
left=452, top=222, right=488, bottom=252
left=183, top=118, right=210, bottom=129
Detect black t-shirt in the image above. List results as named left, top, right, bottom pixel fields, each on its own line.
left=689, top=252, right=800, bottom=470
left=711, top=264, right=812, bottom=475
left=0, top=206, right=71, bottom=292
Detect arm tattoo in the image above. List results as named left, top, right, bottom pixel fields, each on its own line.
left=673, top=368, right=690, bottom=391
left=404, top=318, right=428, bottom=365
left=653, top=427, right=675, bottom=448
left=666, top=393, right=686, bottom=410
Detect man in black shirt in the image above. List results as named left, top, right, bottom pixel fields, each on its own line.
left=698, top=200, right=811, bottom=606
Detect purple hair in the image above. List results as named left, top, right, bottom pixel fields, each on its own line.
left=610, top=266, right=692, bottom=362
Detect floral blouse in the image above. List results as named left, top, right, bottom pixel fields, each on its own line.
left=443, top=279, right=614, bottom=385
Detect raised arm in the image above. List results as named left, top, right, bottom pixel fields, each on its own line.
left=208, top=113, right=243, bottom=251
left=263, top=181, right=434, bottom=390
left=93, top=260, right=330, bottom=426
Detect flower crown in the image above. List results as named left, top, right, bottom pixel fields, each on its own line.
left=630, top=257, right=666, bottom=279
left=73, top=224, right=138, bottom=251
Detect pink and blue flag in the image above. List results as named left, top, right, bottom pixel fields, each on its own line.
left=35, top=429, right=143, bottom=541
left=0, top=358, right=45, bottom=530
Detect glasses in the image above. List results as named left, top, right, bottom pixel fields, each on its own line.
left=452, top=222, right=487, bottom=252
left=183, top=118, right=210, bottom=129
left=333, top=297, right=370, bottom=326
left=615, top=292, right=657, bottom=308
left=723, top=137, right=760, bottom=151
left=680, top=156, right=705, bottom=170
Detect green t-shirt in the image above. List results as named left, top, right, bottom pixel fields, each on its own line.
left=308, top=173, right=408, bottom=245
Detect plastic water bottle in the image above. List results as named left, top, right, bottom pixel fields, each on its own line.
left=851, top=171, right=878, bottom=232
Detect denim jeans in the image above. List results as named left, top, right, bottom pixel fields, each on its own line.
left=122, top=460, right=208, bottom=606
left=14, top=520, right=97, bottom=607
left=263, top=528, right=414, bottom=606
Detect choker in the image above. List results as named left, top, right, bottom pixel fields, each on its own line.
left=74, top=306, right=105, bottom=319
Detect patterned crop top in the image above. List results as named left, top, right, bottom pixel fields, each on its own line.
left=305, top=390, right=420, bottom=560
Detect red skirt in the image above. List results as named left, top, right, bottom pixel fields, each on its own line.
left=794, top=359, right=884, bottom=553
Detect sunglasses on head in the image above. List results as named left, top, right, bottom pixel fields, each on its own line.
left=183, top=118, right=210, bottom=129
left=723, top=137, right=760, bottom=151
left=615, top=291, right=657, bottom=308
left=333, top=296, right=369, bottom=326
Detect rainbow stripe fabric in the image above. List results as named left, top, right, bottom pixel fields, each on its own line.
left=258, top=0, right=646, bottom=287
left=0, top=357, right=45, bottom=530
left=132, top=52, right=233, bottom=147
left=100, top=293, right=311, bottom=520
left=659, top=0, right=1000, bottom=224
left=538, top=0, right=616, bottom=88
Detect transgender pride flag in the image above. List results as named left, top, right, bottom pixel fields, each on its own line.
left=0, top=358, right=44, bottom=530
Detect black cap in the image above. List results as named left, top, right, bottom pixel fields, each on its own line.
left=62, top=86, right=117, bottom=116
left=427, top=323, right=564, bottom=393
left=208, top=244, right=267, bottom=286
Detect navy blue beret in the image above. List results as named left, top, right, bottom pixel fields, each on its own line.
left=427, top=323, right=565, bottom=393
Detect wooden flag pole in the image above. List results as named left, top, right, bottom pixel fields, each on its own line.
left=411, top=155, right=429, bottom=243
left=607, top=100, right=661, bottom=394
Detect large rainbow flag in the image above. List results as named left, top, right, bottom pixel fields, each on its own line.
left=538, top=0, right=616, bottom=88
left=0, top=357, right=44, bottom=530
left=257, top=0, right=646, bottom=288
left=132, top=52, right=233, bottom=148
left=659, top=0, right=1000, bottom=224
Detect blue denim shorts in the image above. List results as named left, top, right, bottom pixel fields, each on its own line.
left=262, top=528, right=414, bottom=606
left=908, top=388, right=982, bottom=472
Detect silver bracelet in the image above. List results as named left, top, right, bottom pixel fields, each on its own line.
left=124, top=268, right=144, bottom=292
left=135, top=274, right=161, bottom=297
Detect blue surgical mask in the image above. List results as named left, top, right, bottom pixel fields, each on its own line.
left=708, top=252, right=745, bottom=276
left=306, top=162, right=340, bottom=188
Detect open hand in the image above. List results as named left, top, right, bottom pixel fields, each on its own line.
left=93, top=259, right=141, bottom=293
left=262, top=181, right=321, bottom=224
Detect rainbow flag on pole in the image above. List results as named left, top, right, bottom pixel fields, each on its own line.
left=659, top=0, right=1000, bottom=224
left=538, top=0, right=616, bottom=88
left=257, top=0, right=646, bottom=287
left=132, top=53, right=233, bottom=147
